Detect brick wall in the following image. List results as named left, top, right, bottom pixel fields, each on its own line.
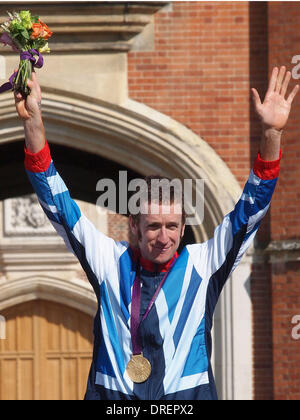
left=128, top=1, right=251, bottom=185
left=268, top=2, right=300, bottom=240
left=107, top=212, right=130, bottom=243
left=271, top=261, right=300, bottom=400
left=249, top=2, right=274, bottom=400
left=268, top=1, right=300, bottom=400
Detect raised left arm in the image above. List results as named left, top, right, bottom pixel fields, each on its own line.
left=252, top=66, right=299, bottom=161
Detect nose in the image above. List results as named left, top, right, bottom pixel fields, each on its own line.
left=157, top=227, right=169, bottom=244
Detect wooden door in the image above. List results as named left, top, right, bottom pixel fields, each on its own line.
left=0, top=300, right=93, bottom=400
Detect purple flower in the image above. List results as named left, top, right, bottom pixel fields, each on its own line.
left=0, top=32, right=18, bottom=51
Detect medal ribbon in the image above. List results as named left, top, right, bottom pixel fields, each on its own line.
left=130, top=254, right=177, bottom=356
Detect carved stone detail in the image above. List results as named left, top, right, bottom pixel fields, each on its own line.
left=3, top=194, right=56, bottom=237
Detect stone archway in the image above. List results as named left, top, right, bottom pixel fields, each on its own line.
left=0, top=90, right=253, bottom=400
left=0, top=274, right=97, bottom=316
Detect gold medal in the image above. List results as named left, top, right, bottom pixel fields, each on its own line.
left=126, top=353, right=151, bottom=383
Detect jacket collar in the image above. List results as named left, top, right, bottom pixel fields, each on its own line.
left=130, top=247, right=178, bottom=273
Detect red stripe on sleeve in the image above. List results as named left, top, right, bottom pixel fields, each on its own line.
left=24, top=141, right=52, bottom=173
left=253, top=150, right=282, bottom=180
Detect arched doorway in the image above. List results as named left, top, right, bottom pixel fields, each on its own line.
left=0, top=300, right=93, bottom=400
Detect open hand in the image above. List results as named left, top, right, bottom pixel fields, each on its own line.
left=252, top=66, right=299, bottom=130
left=14, top=71, right=42, bottom=120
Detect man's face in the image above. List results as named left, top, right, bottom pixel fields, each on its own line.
left=129, top=203, right=185, bottom=264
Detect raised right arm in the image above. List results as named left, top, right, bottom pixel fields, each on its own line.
left=15, top=73, right=127, bottom=289
left=15, top=71, right=45, bottom=153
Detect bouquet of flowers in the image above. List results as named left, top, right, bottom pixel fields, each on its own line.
left=0, top=10, right=52, bottom=97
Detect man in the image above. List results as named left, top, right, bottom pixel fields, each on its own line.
left=15, top=67, right=298, bottom=400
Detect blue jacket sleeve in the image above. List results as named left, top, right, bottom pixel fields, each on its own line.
left=187, top=151, right=281, bottom=298
left=24, top=140, right=128, bottom=286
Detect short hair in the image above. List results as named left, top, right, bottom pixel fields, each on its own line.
left=129, top=174, right=186, bottom=226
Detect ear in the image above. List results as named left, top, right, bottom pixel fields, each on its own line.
left=129, top=215, right=138, bottom=236
left=180, top=223, right=186, bottom=239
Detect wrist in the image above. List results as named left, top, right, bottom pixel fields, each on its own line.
left=262, top=123, right=283, bottom=137
left=23, top=105, right=43, bottom=124
left=23, top=115, right=45, bottom=153
left=260, top=124, right=282, bottom=161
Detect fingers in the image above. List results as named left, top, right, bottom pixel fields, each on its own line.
left=27, top=78, right=34, bottom=89
left=280, top=70, right=291, bottom=97
left=27, top=71, right=42, bottom=101
left=14, top=94, right=29, bottom=120
left=267, top=66, right=289, bottom=95
left=275, top=65, right=300, bottom=104
left=251, top=88, right=262, bottom=109
left=287, top=84, right=300, bottom=105
left=267, top=65, right=299, bottom=102
left=14, top=90, right=23, bottom=102
left=267, top=67, right=279, bottom=94
left=29, top=71, right=39, bottom=89
left=31, top=71, right=37, bottom=82
left=275, top=66, right=286, bottom=93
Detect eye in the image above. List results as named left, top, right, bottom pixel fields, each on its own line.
left=147, top=223, right=161, bottom=230
left=167, top=224, right=179, bottom=230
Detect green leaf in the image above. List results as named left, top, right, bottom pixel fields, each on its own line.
left=21, top=29, right=29, bottom=40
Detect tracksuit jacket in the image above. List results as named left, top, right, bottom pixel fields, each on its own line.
left=24, top=141, right=281, bottom=400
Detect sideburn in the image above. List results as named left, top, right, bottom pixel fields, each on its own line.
left=128, top=218, right=142, bottom=248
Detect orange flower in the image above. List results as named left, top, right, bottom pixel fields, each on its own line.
left=38, top=19, right=53, bottom=40
left=30, top=23, right=44, bottom=39
left=30, top=19, right=53, bottom=40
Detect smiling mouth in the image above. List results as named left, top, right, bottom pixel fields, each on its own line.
left=154, top=246, right=171, bottom=253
